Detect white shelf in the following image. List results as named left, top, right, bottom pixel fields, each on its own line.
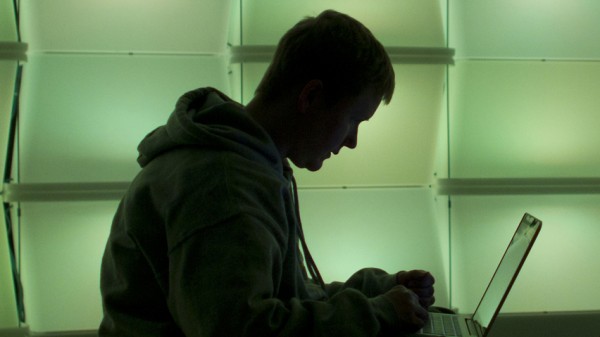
left=437, top=178, right=600, bottom=195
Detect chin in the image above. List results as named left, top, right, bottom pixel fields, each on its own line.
left=306, top=158, right=327, bottom=171
left=305, top=164, right=322, bottom=172
left=291, top=158, right=324, bottom=172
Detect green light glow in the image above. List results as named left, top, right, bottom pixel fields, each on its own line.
left=450, top=61, right=600, bottom=178
left=451, top=195, right=600, bottom=313
left=9, top=0, right=600, bottom=332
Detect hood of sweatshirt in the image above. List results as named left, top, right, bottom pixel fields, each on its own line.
left=137, top=87, right=281, bottom=170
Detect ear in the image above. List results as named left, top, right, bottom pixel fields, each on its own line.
left=297, top=80, right=324, bottom=114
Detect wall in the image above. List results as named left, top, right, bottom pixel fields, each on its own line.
left=5, top=0, right=600, bottom=333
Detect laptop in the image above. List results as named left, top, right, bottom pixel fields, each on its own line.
left=410, top=213, right=543, bottom=337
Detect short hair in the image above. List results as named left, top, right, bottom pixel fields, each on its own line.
left=255, top=10, right=395, bottom=105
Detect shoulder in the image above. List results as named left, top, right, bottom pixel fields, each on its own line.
left=133, top=146, right=289, bottom=221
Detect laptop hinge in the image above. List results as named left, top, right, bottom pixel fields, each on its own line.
left=465, top=318, right=486, bottom=337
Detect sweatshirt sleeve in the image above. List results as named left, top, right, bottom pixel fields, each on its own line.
left=166, top=213, right=401, bottom=337
left=323, top=268, right=398, bottom=299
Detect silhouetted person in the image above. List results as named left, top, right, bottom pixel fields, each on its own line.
left=100, top=10, right=435, bottom=337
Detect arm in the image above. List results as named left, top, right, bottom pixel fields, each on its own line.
left=167, top=214, right=424, bottom=337
left=323, top=269, right=435, bottom=310
left=323, top=268, right=397, bottom=298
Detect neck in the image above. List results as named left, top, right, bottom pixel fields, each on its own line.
left=246, top=94, right=297, bottom=160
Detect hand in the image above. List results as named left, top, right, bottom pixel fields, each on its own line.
left=383, top=285, right=429, bottom=333
left=396, top=270, right=435, bottom=309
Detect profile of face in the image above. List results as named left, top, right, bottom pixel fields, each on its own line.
left=288, top=81, right=381, bottom=171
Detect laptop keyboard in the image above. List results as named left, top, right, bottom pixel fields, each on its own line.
left=421, top=313, right=460, bottom=336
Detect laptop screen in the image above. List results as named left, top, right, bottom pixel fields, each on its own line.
left=472, top=213, right=542, bottom=334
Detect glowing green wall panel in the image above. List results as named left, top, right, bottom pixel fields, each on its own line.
left=0, top=214, right=19, bottom=328
left=19, top=54, right=229, bottom=183
left=451, top=195, right=600, bottom=313
left=19, top=201, right=117, bottom=332
left=0, top=61, right=17, bottom=186
left=1, top=0, right=20, bottom=328
left=20, top=0, right=231, bottom=54
left=450, top=61, right=600, bottom=178
left=299, top=187, right=449, bottom=308
left=241, top=0, right=446, bottom=47
left=11, top=1, right=600, bottom=333
left=0, top=0, right=17, bottom=41
left=450, top=1, right=600, bottom=59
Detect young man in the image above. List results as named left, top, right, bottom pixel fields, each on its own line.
left=100, top=10, right=435, bottom=337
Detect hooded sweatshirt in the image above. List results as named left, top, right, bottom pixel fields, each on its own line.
left=99, top=87, right=403, bottom=337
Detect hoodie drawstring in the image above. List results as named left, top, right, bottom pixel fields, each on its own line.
left=290, top=175, right=327, bottom=293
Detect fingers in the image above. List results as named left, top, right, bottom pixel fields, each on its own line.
left=411, top=299, right=429, bottom=325
left=410, top=285, right=434, bottom=298
left=410, top=286, right=435, bottom=308
left=398, top=270, right=435, bottom=288
left=419, top=295, right=435, bottom=309
left=396, top=270, right=436, bottom=308
left=385, top=285, right=429, bottom=333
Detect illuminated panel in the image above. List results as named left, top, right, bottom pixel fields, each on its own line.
left=20, top=0, right=230, bottom=53
left=19, top=54, right=228, bottom=183
left=0, top=0, right=20, bottom=326
left=0, top=60, right=17, bottom=184
left=451, top=195, right=600, bottom=313
left=1, top=0, right=18, bottom=176
left=450, top=60, right=600, bottom=178
left=0, top=0, right=17, bottom=41
left=0, top=208, right=19, bottom=328
left=241, top=0, right=445, bottom=47
left=299, top=187, right=449, bottom=308
left=0, top=61, right=18, bottom=328
left=450, top=1, right=600, bottom=60
left=19, top=201, right=117, bottom=332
